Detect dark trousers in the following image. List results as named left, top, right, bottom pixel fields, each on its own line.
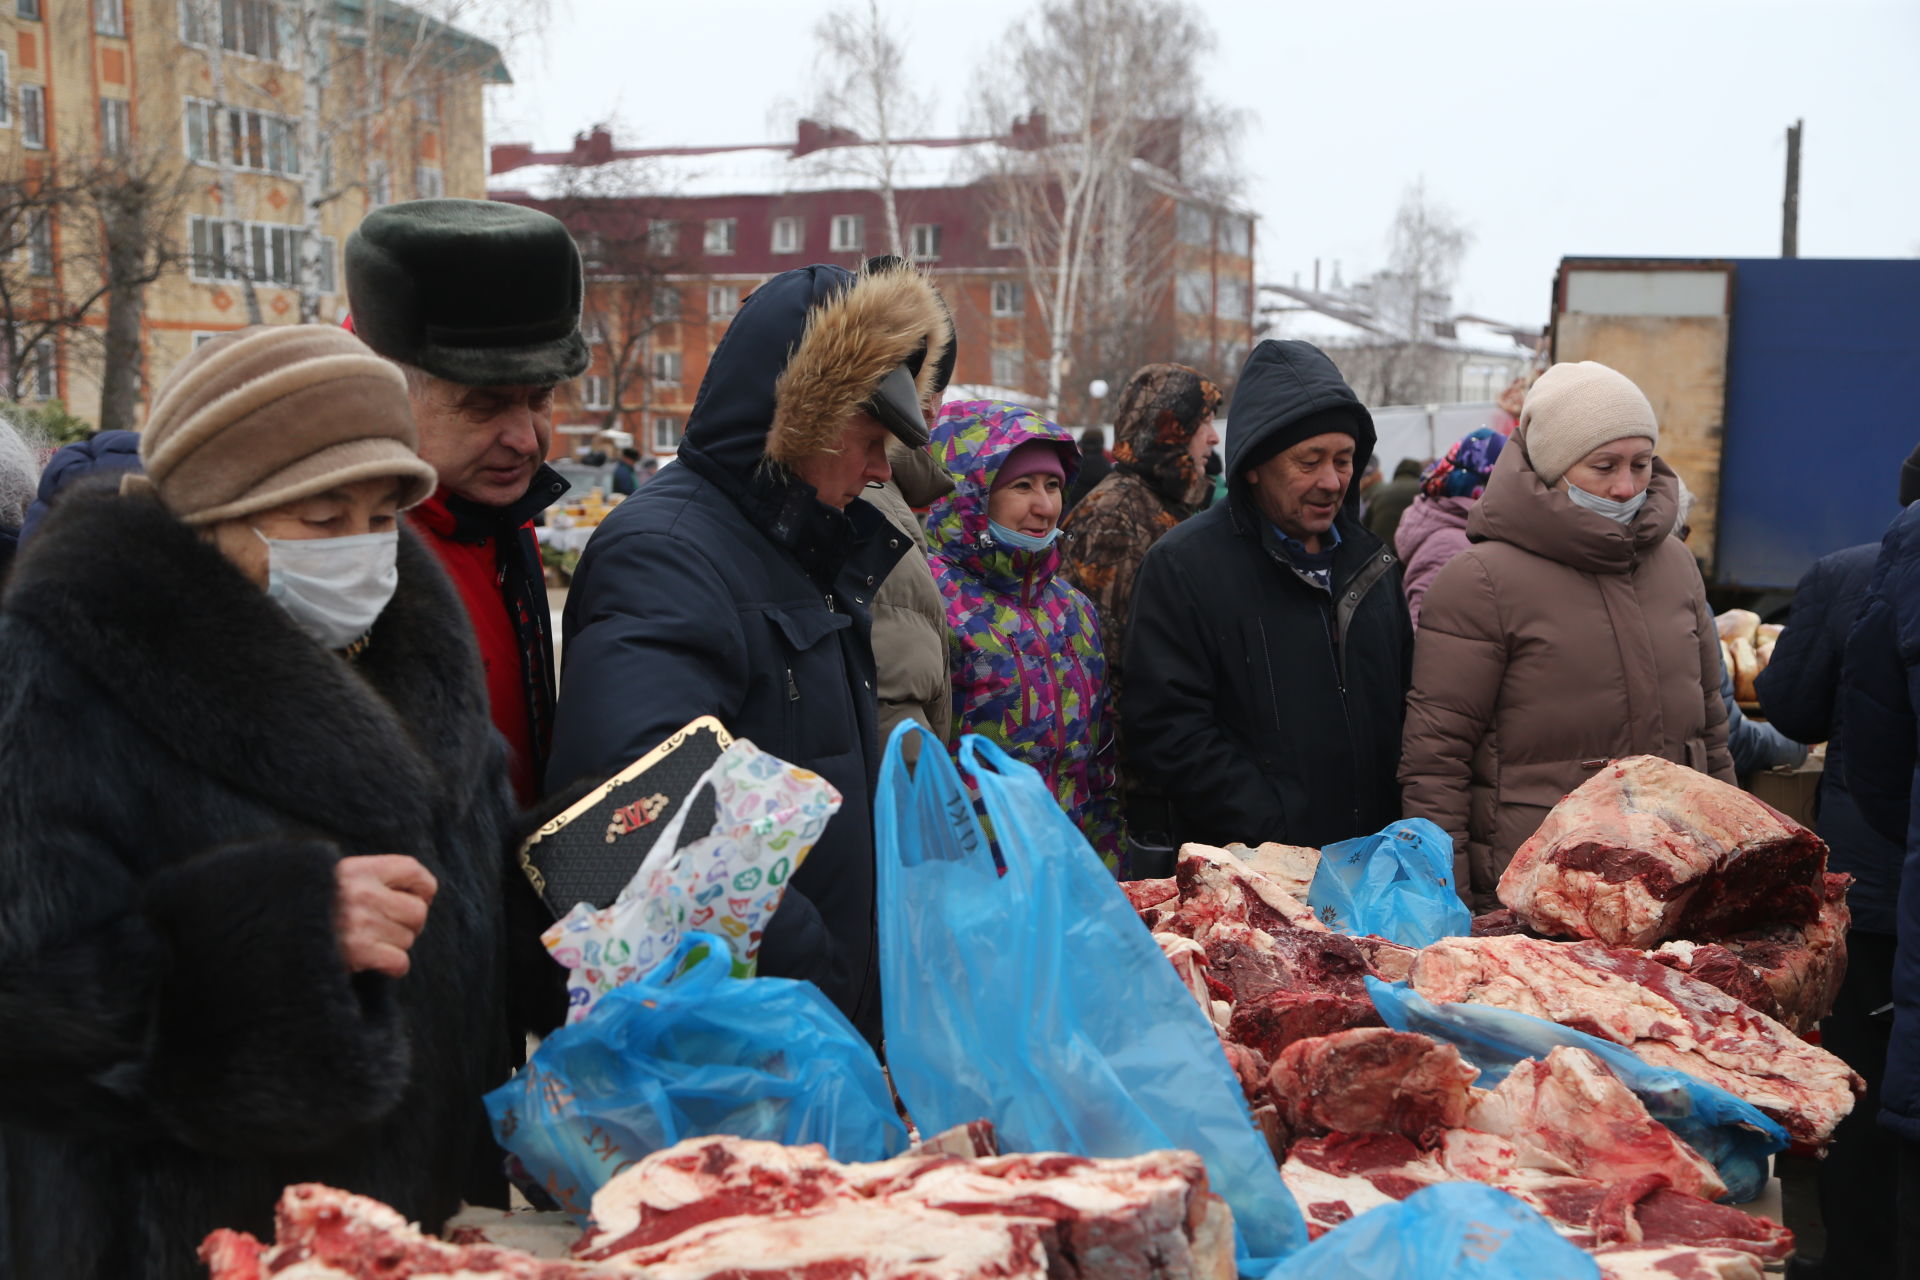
left=1901, top=1140, right=1920, bottom=1280
left=1822, top=930, right=1899, bottom=1277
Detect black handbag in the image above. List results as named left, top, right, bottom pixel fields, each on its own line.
left=517, top=716, right=732, bottom=916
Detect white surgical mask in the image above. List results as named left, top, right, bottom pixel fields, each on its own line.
left=989, top=519, right=1061, bottom=552
left=257, top=528, right=399, bottom=650
left=1565, top=482, right=1648, bottom=525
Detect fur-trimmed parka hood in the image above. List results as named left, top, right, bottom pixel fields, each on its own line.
left=680, top=262, right=951, bottom=481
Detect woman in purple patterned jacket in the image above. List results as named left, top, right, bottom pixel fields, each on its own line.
left=927, top=400, right=1124, bottom=869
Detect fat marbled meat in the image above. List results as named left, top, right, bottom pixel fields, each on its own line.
left=1409, top=934, right=1859, bottom=1146
left=202, top=1133, right=1237, bottom=1280
left=1496, top=755, right=1829, bottom=949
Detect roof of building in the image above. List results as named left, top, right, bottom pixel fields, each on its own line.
left=1257, top=281, right=1539, bottom=359
left=488, top=124, right=1253, bottom=217
left=333, top=0, right=512, bottom=85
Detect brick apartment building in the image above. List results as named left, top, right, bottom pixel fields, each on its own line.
left=488, top=121, right=1258, bottom=463
left=0, top=0, right=499, bottom=426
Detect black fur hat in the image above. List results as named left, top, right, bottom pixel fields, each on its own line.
left=346, top=198, right=589, bottom=387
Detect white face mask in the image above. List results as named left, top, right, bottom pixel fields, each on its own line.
left=256, top=528, right=399, bottom=650
left=1565, top=481, right=1649, bottom=525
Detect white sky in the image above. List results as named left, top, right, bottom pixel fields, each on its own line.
left=486, top=0, right=1920, bottom=327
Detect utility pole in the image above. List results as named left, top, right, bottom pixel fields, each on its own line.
left=1782, top=118, right=1802, bottom=258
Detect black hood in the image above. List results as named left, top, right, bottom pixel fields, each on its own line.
left=1223, top=340, right=1376, bottom=517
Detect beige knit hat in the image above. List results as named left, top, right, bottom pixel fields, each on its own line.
left=135, top=325, right=438, bottom=525
left=1518, top=361, right=1660, bottom=486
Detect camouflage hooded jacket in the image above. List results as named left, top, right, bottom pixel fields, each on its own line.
left=1059, top=363, right=1222, bottom=691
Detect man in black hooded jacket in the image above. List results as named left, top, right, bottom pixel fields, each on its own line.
left=1121, top=340, right=1412, bottom=855
left=547, top=262, right=951, bottom=1047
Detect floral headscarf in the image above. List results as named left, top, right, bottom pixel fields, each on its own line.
left=1420, top=427, right=1506, bottom=499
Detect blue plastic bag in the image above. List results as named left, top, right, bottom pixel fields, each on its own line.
left=876, top=724, right=1308, bottom=1271
left=484, top=932, right=907, bottom=1218
left=1264, top=1183, right=1599, bottom=1280
left=1308, top=818, right=1472, bottom=947
left=1366, top=978, right=1787, bottom=1202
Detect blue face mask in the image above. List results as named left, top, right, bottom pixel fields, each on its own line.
left=989, top=519, right=1061, bottom=552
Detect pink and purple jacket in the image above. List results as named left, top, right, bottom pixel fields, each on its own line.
left=926, top=401, right=1123, bottom=868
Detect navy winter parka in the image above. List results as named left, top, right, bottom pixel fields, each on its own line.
left=1838, top=502, right=1920, bottom=1139
left=548, top=264, right=950, bottom=1046
left=1758, top=540, right=1903, bottom=935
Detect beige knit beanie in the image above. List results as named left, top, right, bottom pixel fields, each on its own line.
left=135, top=325, right=437, bottom=525
left=1518, top=361, right=1660, bottom=486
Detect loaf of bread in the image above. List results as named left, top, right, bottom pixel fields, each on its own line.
left=1731, top=637, right=1761, bottom=704
left=1716, top=609, right=1762, bottom=644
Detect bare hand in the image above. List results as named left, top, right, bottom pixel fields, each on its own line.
left=334, top=854, right=437, bottom=978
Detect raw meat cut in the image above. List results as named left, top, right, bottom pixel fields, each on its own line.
left=1497, top=755, right=1828, bottom=948
left=1219, top=841, right=1320, bottom=902
left=1466, top=1047, right=1725, bottom=1200
left=576, top=1135, right=1236, bottom=1280
left=1279, top=1133, right=1791, bottom=1261
left=1652, top=873, right=1850, bottom=1035
left=200, top=1184, right=635, bottom=1280
left=1593, top=1244, right=1764, bottom=1280
left=1268, top=1029, right=1477, bottom=1144
left=1410, top=935, right=1860, bottom=1146
left=204, top=1136, right=1236, bottom=1280
left=1122, top=878, right=1178, bottom=913
left=1170, top=844, right=1327, bottom=935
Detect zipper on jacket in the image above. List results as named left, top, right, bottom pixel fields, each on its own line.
left=786, top=668, right=801, bottom=701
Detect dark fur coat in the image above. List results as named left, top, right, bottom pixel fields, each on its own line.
left=0, top=485, right=522, bottom=1280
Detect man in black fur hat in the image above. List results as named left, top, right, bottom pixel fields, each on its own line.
left=346, top=198, right=586, bottom=806
left=547, top=260, right=952, bottom=1047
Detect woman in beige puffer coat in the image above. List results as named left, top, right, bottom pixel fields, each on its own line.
left=1400, top=362, right=1734, bottom=907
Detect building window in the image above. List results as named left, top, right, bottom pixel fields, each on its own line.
left=829, top=214, right=863, bottom=252
left=703, top=218, right=736, bottom=255
left=647, top=219, right=676, bottom=256
left=417, top=92, right=439, bottom=124
left=1176, top=204, right=1211, bottom=247
left=651, top=415, right=682, bottom=452
left=909, top=223, right=941, bottom=260
left=415, top=166, right=443, bottom=198
left=318, top=138, right=334, bottom=193
left=189, top=214, right=333, bottom=289
left=100, top=99, right=131, bottom=157
left=651, top=350, right=682, bottom=383
left=991, top=280, right=1024, bottom=317
left=581, top=315, right=606, bottom=346
left=192, top=330, right=222, bottom=348
left=579, top=374, right=610, bottom=411
left=1217, top=215, right=1251, bottom=257
left=990, top=347, right=1022, bottom=389
left=25, top=339, right=54, bottom=399
left=0, top=54, right=11, bottom=127
left=771, top=216, right=801, bottom=254
left=1176, top=269, right=1211, bottom=315
left=21, top=84, right=45, bottom=150
left=191, top=215, right=241, bottom=280
left=1216, top=278, right=1250, bottom=322
left=183, top=0, right=286, bottom=62
left=16, top=0, right=40, bottom=20
left=988, top=212, right=1018, bottom=249
left=367, top=161, right=390, bottom=206
left=95, top=0, right=125, bottom=37
left=651, top=286, right=682, bottom=323
left=183, top=100, right=300, bottom=175
left=26, top=212, right=51, bottom=276
left=708, top=284, right=740, bottom=321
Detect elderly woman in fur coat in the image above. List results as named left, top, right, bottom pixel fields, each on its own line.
left=0, top=326, right=528, bottom=1280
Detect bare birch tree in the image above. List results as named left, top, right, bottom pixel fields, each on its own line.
left=800, top=0, right=930, bottom=259
left=974, top=0, right=1234, bottom=416
left=1335, top=180, right=1473, bottom=405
